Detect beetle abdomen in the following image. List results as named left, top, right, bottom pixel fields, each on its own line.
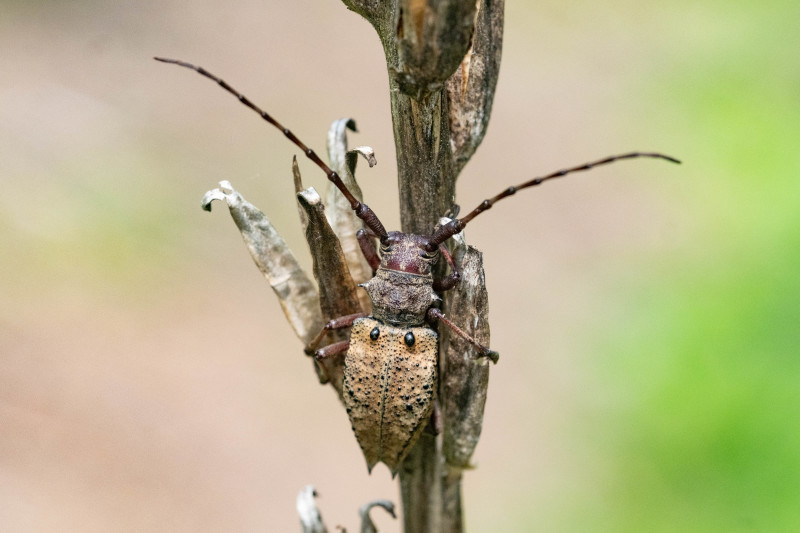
left=343, top=317, right=437, bottom=475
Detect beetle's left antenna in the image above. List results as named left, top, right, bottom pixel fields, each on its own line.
left=154, top=57, right=389, bottom=241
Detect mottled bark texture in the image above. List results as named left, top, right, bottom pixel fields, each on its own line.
left=339, top=2, right=504, bottom=532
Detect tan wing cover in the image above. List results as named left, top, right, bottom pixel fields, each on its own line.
left=343, top=317, right=438, bottom=474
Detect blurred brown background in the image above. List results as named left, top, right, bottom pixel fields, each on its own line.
left=3, top=0, right=798, bottom=531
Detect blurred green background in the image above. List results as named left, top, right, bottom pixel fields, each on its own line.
left=1, top=0, right=798, bottom=531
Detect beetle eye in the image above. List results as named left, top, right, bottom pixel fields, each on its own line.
left=404, top=332, right=415, bottom=347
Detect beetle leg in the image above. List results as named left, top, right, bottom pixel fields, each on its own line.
left=426, top=308, right=499, bottom=363
left=356, top=228, right=380, bottom=274
left=314, top=340, right=350, bottom=361
left=432, top=244, right=460, bottom=292
left=304, top=312, right=367, bottom=355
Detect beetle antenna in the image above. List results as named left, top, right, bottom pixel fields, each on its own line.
left=154, top=57, right=389, bottom=240
left=426, top=152, right=680, bottom=251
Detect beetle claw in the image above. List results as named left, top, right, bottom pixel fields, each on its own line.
left=480, top=350, right=499, bottom=364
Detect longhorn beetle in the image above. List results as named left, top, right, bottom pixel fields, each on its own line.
left=155, top=57, right=680, bottom=474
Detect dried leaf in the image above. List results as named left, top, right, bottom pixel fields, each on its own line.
left=439, top=221, right=491, bottom=469
left=297, top=187, right=363, bottom=393
left=346, top=146, right=378, bottom=171
left=359, top=499, right=396, bottom=533
left=325, top=119, right=375, bottom=313
left=446, top=0, right=504, bottom=174
left=297, top=485, right=328, bottom=533
left=201, top=181, right=323, bottom=344
left=293, top=156, right=309, bottom=230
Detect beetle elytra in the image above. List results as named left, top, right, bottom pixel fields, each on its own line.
left=344, top=317, right=438, bottom=473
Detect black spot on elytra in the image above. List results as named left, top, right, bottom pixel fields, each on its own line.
left=404, top=332, right=415, bottom=347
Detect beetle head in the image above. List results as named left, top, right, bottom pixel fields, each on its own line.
left=378, top=232, right=438, bottom=276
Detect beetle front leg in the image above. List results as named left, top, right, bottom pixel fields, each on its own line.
left=304, top=312, right=367, bottom=356
left=356, top=228, right=380, bottom=274
left=426, top=308, right=499, bottom=363
left=432, top=244, right=460, bottom=292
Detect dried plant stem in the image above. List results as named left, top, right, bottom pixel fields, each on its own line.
left=340, top=1, right=504, bottom=532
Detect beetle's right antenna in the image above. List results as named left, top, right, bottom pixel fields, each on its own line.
left=154, top=57, right=389, bottom=241
left=426, top=152, right=681, bottom=251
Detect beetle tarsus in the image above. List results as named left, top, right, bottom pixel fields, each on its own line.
left=314, top=340, right=350, bottom=361
left=480, top=350, right=500, bottom=364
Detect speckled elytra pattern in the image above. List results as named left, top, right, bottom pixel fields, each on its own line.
left=343, top=317, right=437, bottom=475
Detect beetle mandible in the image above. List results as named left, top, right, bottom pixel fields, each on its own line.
left=155, top=57, right=680, bottom=475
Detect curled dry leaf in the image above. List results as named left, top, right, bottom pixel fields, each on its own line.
left=359, top=499, right=397, bottom=533
left=326, top=119, right=375, bottom=313
left=327, top=119, right=359, bottom=176
left=346, top=146, right=378, bottom=171
left=201, top=181, right=323, bottom=345
left=297, top=485, right=328, bottom=533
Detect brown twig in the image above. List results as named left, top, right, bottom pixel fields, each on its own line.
left=338, top=1, right=504, bottom=531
